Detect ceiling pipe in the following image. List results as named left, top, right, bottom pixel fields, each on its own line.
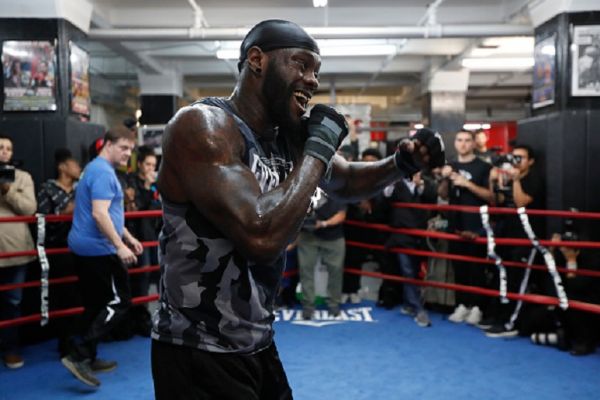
left=88, top=24, right=532, bottom=41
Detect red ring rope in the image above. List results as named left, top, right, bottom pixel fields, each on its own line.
left=392, top=202, right=600, bottom=219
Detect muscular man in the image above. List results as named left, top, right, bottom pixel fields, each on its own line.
left=151, top=19, right=444, bottom=400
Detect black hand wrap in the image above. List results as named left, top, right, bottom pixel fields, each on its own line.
left=394, top=139, right=420, bottom=177
left=412, top=128, right=446, bottom=169
left=394, top=128, right=446, bottom=177
left=304, top=104, right=349, bottom=167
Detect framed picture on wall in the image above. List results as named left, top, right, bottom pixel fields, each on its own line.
left=70, top=42, right=91, bottom=116
left=2, top=40, right=57, bottom=111
left=532, top=34, right=556, bottom=109
left=138, top=124, right=165, bottom=155
left=571, top=25, right=600, bottom=96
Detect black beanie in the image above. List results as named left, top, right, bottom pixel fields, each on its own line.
left=238, top=19, right=320, bottom=72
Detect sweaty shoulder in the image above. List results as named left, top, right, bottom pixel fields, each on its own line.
left=158, top=104, right=245, bottom=202
left=162, top=104, right=245, bottom=163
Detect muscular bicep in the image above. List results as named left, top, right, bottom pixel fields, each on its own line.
left=159, top=106, right=265, bottom=244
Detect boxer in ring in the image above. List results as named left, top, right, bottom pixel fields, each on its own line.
left=151, top=19, right=445, bottom=400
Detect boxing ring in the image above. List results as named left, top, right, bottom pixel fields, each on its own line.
left=0, top=206, right=599, bottom=399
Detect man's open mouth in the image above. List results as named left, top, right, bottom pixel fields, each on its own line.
left=293, top=90, right=312, bottom=113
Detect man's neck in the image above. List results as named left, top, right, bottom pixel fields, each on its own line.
left=98, top=153, right=116, bottom=168
left=229, top=85, right=275, bottom=139
left=457, top=153, right=475, bottom=163
left=56, top=175, right=74, bottom=192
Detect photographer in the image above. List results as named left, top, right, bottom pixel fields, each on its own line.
left=0, top=134, right=37, bottom=369
left=438, top=131, right=493, bottom=327
left=527, top=216, right=600, bottom=356
left=485, top=144, right=545, bottom=338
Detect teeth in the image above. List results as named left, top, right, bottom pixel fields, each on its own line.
left=294, top=91, right=310, bottom=104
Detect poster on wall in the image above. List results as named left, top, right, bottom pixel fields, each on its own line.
left=571, top=25, right=600, bottom=96
left=70, top=42, right=90, bottom=116
left=532, top=34, right=556, bottom=109
left=2, top=41, right=57, bottom=111
left=138, top=125, right=165, bottom=155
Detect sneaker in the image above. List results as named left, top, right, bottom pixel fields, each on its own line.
left=448, top=304, right=470, bottom=323
left=340, top=293, right=349, bottom=304
left=61, top=355, right=100, bottom=387
left=476, top=316, right=495, bottom=330
left=465, top=306, right=482, bottom=325
left=485, top=324, right=518, bottom=338
left=400, top=306, right=416, bottom=317
left=3, top=353, right=24, bottom=369
left=414, top=311, right=432, bottom=328
left=90, top=358, right=117, bottom=373
left=349, top=293, right=361, bottom=304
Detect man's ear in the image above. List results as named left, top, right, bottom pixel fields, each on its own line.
left=246, top=46, right=266, bottom=75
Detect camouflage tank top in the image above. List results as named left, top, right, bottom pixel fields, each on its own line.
left=151, top=97, right=294, bottom=353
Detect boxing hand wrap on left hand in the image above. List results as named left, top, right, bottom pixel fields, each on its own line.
left=304, top=104, right=349, bottom=168
left=412, top=128, right=446, bottom=169
left=394, top=140, right=420, bottom=178
left=394, top=127, right=446, bottom=177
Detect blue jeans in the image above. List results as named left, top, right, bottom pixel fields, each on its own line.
left=396, top=254, right=423, bottom=313
left=0, top=264, right=28, bottom=352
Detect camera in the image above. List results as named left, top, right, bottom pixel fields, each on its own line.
left=0, top=162, right=15, bottom=184
left=561, top=212, right=579, bottom=242
left=493, top=154, right=521, bottom=170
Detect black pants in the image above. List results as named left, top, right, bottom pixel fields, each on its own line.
left=72, top=254, right=131, bottom=360
left=152, top=340, right=293, bottom=400
left=449, top=241, right=490, bottom=309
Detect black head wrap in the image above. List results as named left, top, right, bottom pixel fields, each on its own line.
left=238, top=19, right=320, bottom=72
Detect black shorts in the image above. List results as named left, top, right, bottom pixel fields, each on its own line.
left=151, top=340, right=293, bottom=400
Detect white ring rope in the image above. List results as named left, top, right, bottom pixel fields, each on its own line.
left=480, top=205, right=509, bottom=303
left=517, top=207, right=568, bottom=310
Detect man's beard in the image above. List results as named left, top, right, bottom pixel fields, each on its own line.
left=262, top=60, right=304, bottom=136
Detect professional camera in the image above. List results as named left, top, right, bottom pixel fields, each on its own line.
left=493, top=153, right=521, bottom=170
left=561, top=210, right=580, bottom=242
left=0, top=162, right=16, bottom=184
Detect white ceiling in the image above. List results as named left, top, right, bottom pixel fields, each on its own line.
left=83, top=0, right=541, bottom=120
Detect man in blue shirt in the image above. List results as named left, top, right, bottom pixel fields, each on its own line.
left=61, top=126, right=143, bottom=388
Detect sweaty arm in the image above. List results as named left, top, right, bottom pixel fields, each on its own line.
left=322, top=154, right=404, bottom=202
left=158, top=105, right=327, bottom=265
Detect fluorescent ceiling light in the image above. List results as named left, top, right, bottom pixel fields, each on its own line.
left=461, top=57, right=534, bottom=70
left=463, top=123, right=491, bottom=130
left=216, top=41, right=397, bottom=59
left=313, top=0, right=327, bottom=7
left=216, top=49, right=239, bottom=60
left=321, top=44, right=396, bottom=57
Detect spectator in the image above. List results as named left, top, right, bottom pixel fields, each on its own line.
left=125, top=146, right=160, bottom=337
left=485, top=144, right=545, bottom=338
left=474, top=130, right=497, bottom=165
left=37, top=148, right=81, bottom=247
left=385, top=171, right=437, bottom=327
left=37, top=148, right=82, bottom=356
left=61, top=126, right=143, bottom=387
left=438, top=131, right=493, bottom=326
left=526, top=219, right=600, bottom=355
left=343, top=148, right=390, bottom=304
left=0, top=134, right=37, bottom=369
left=298, top=190, right=347, bottom=320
